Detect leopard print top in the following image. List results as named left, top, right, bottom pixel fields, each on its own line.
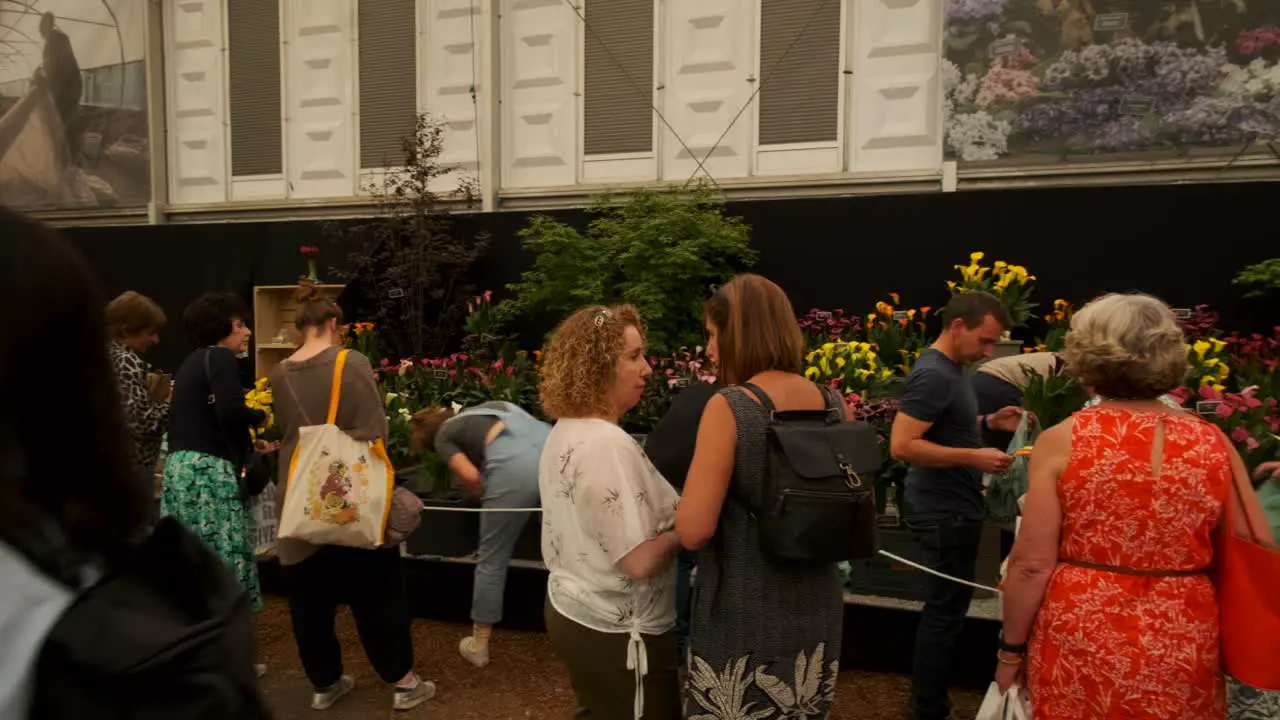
left=108, top=341, right=169, bottom=473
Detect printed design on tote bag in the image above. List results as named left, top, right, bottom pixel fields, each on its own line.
left=307, top=449, right=371, bottom=526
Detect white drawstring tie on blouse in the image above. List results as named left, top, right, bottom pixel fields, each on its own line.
left=626, top=627, right=648, bottom=719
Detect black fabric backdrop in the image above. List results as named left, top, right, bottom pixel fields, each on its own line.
left=63, top=180, right=1278, bottom=373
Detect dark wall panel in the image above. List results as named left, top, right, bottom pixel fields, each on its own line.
left=61, top=181, right=1278, bottom=372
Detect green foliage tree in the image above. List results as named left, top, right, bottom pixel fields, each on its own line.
left=499, top=184, right=757, bottom=353
left=1233, top=258, right=1280, bottom=299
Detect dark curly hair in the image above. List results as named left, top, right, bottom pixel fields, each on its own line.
left=182, top=291, right=250, bottom=347
left=0, top=205, right=147, bottom=563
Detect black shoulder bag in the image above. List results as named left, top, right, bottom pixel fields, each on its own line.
left=203, top=349, right=271, bottom=498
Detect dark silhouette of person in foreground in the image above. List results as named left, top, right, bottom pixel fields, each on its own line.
left=0, top=206, right=271, bottom=719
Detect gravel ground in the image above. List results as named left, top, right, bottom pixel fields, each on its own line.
left=255, top=596, right=983, bottom=719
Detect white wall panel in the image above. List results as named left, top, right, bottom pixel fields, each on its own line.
left=165, top=0, right=228, bottom=205
left=659, top=0, right=755, bottom=183
left=500, top=0, right=579, bottom=189
left=422, top=0, right=489, bottom=192
left=283, top=0, right=357, bottom=199
left=847, top=0, right=942, bottom=174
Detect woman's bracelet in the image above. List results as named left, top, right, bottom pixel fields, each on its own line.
left=996, top=650, right=1024, bottom=666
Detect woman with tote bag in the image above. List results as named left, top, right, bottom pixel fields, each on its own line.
left=270, top=284, right=432, bottom=713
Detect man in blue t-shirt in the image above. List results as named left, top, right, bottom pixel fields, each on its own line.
left=890, top=290, right=1023, bottom=720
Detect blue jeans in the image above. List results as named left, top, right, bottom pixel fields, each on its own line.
left=674, top=548, right=697, bottom=660
left=472, top=415, right=549, bottom=625
left=908, top=517, right=984, bottom=720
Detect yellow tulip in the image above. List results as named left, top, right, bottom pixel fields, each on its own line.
left=994, top=260, right=1007, bottom=271
left=836, top=356, right=846, bottom=369
left=947, top=281, right=957, bottom=290
left=970, top=251, right=984, bottom=262
left=1192, top=340, right=1210, bottom=360
left=1211, top=338, right=1226, bottom=353
left=820, top=358, right=831, bottom=374
left=805, top=367, right=819, bottom=380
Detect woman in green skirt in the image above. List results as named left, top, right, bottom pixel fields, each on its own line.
left=162, top=293, right=268, bottom=625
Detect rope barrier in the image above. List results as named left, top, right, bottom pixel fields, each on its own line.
left=416, top=505, right=1004, bottom=594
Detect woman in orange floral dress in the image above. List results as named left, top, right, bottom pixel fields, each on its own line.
left=996, top=293, right=1276, bottom=720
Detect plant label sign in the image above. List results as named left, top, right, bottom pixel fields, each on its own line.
left=1119, top=95, right=1156, bottom=116
left=989, top=36, right=1020, bottom=58
left=1196, top=400, right=1222, bottom=418
left=1094, top=12, right=1129, bottom=32
left=892, top=311, right=910, bottom=322
left=432, top=369, right=449, bottom=379
left=815, top=311, right=832, bottom=321
left=388, top=288, right=405, bottom=299
left=1173, top=308, right=1193, bottom=320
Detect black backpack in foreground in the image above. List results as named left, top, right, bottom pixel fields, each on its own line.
left=735, top=382, right=883, bottom=564
left=23, top=517, right=272, bottom=720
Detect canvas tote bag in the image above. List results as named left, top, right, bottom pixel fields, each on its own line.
left=278, top=350, right=395, bottom=549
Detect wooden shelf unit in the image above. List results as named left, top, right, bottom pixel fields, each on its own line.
left=252, top=284, right=345, bottom=379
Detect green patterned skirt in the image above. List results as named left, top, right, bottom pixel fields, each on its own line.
left=161, top=450, right=262, bottom=612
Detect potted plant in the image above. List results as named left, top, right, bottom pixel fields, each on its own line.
left=948, top=251, right=1037, bottom=355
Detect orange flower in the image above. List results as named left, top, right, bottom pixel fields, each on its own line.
left=889, top=292, right=900, bottom=304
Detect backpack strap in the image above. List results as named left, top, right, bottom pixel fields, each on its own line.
left=325, top=350, right=350, bottom=425
left=740, top=381, right=776, bottom=418
left=742, top=380, right=844, bottom=423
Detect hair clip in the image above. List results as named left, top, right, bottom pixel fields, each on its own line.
left=594, top=307, right=612, bottom=327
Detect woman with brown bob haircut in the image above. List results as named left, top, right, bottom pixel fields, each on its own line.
left=105, top=291, right=170, bottom=519
left=537, top=305, right=682, bottom=720
left=676, top=274, right=847, bottom=718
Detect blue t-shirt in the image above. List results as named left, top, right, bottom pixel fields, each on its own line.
left=899, top=349, right=984, bottom=523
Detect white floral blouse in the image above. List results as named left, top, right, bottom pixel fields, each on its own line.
left=538, top=418, right=680, bottom=719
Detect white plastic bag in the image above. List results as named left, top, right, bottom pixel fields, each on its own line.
left=976, top=682, right=1031, bottom=720
left=249, top=483, right=278, bottom=559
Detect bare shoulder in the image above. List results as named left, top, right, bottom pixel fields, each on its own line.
left=1032, top=416, right=1074, bottom=464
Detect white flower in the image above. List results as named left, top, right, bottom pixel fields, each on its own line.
left=451, top=401, right=463, bottom=413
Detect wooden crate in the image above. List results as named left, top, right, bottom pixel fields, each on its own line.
left=251, top=284, right=344, bottom=380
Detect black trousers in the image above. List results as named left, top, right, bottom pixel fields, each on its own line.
left=286, top=545, right=415, bottom=689
left=908, top=518, right=984, bottom=720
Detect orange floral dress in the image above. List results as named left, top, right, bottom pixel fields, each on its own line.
left=1027, top=407, right=1229, bottom=719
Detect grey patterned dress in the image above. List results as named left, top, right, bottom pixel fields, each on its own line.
left=684, top=387, right=844, bottom=720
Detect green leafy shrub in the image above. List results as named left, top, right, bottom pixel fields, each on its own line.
left=499, top=184, right=756, bottom=353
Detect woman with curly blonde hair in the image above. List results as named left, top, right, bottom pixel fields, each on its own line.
left=538, top=305, right=682, bottom=720
left=996, top=293, right=1275, bottom=720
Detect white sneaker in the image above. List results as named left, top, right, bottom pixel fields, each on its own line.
left=392, top=678, right=436, bottom=711
left=311, top=675, right=355, bottom=711
left=458, top=636, right=490, bottom=668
